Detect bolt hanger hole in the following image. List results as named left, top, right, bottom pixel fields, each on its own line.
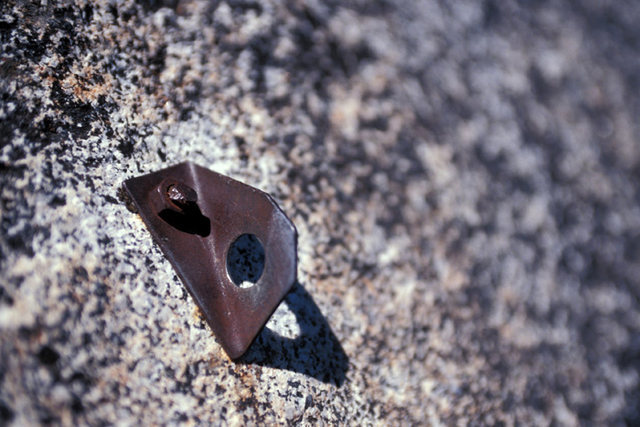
left=227, top=234, right=265, bottom=288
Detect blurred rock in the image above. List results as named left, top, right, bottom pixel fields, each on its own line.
left=1, top=0, right=639, bottom=424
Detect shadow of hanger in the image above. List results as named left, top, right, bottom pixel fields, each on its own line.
left=239, top=282, right=349, bottom=386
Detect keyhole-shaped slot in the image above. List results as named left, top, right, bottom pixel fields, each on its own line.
left=158, top=204, right=211, bottom=237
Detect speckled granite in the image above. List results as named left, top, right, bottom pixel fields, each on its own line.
left=1, top=0, right=640, bottom=424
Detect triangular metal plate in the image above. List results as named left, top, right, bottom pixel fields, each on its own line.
left=123, top=162, right=297, bottom=359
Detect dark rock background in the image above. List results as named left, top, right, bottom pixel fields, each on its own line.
left=1, top=0, right=639, bottom=424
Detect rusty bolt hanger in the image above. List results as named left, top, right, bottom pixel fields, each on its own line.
left=123, top=162, right=297, bottom=359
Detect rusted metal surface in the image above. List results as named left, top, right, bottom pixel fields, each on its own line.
left=123, top=162, right=297, bottom=359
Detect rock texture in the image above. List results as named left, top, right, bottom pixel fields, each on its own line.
left=2, top=0, right=640, bottom=424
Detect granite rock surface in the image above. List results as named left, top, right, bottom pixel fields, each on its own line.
left=2, top=0, right=640, bottom=424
